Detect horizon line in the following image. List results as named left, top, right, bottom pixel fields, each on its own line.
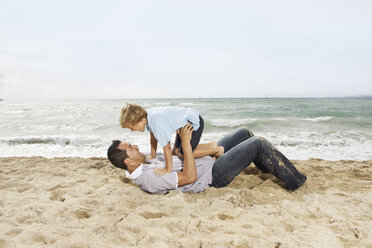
left=1, top=95, right=372, bottom=101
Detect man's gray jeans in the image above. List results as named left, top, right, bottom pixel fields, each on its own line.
left=211, top=127, right=307, bottom=191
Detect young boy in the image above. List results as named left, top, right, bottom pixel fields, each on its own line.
left=120, top=103, right=224, bottom=175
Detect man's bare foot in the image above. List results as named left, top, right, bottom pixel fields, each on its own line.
left=213, top=146, right=224, bottom=159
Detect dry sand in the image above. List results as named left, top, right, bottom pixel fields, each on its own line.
left=0, top=157, right=371, bottom=248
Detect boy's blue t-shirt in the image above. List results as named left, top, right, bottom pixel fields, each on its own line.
left=145, top=107, right=200, bottom=147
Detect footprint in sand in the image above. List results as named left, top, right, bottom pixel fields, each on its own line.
left=140, top=211, right=167, bottom=219
left=74, top=209, right=91, bottom=219
left=15, top=214, right=30, bottom=224
left=90, top=161, right=106, bottom=169
left=49, top=189, right=66, bottom=202
left=17, top=186, right=33, bottom=193
left=30, top=232, right=50, bottom=246
left=217, top=213, right=234, bottom=221
left=280, top=222, right=294, bottom=232
left=5, top=228, right=23, bottom=237
left=47, top=184, right=68, bottom=191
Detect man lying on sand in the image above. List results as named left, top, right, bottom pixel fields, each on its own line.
left=107, top=123, right=307, bottom=194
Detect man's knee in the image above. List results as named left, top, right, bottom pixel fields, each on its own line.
left=237, top=126, right=254, bottom=138
left=250, top=136, right=262, bottom=146
left=256, top=137, right=275, bottom=150
left=245, top=136, right=263, bottom=155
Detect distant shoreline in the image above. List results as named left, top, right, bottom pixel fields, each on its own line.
left=340, top=95, right=372, bottom=99
left=1, top=96, right=372, bottom=101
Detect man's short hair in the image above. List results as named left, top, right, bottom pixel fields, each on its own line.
left=107, top=140, right=129, bottom=170
left=119, top=103, right=147, bottom=128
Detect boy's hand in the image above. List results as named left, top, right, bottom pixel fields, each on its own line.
left=178, top=122, right=193, bottom=144
left=154, top=167, right=171, bottom=175
left=146, top=155, right=155, bottom=160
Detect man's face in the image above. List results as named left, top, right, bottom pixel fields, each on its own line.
left=118, top=142, right=146, bottom=162
left=125, top=118, right=146, bottom=132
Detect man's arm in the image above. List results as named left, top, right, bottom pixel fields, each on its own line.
left=176, top=123, right=197, bottom=186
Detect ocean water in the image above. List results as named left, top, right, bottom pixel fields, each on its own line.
left=0, top=98, right=371, bottom=161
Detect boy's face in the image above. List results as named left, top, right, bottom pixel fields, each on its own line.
left=125, top=118, right=146, bottom=132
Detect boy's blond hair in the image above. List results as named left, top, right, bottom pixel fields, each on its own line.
left=119, top=103, right=147, bottom=128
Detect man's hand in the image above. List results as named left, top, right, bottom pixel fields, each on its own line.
left=178, top=122, right=193, bottom=144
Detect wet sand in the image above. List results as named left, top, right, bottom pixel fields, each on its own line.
left=0, top=157, right=371, bottom=247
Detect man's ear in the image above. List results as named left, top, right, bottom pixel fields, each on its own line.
left=124, top=157, right=132, bottom=166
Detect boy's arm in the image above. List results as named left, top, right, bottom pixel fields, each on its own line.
left=150, top=132, right=157, bottom=159
left=154, top=143, right=173, bottom=175
left=163, top=143, right=173, bottom=172
left=172, top=143, right=177, bottom=155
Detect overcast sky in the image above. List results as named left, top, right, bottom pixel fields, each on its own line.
left=0, top=0, right=371, bottom=99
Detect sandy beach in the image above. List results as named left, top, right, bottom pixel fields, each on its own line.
left=0, top=157, right=371, bottom=248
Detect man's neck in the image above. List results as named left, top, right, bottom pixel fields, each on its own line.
left=127, top=159, right=147, bottom=173
left=127, top=165, right=138, bottom=174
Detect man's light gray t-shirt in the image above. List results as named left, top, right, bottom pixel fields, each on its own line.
left=131, top=155, right=215, bottom=194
